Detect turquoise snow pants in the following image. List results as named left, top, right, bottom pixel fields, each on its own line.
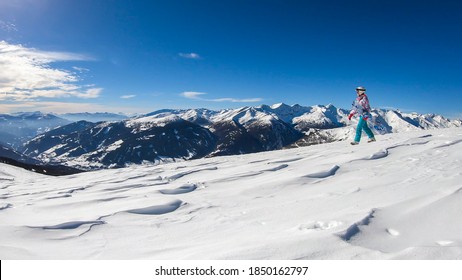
left=355, top=116, right=375, bottom=142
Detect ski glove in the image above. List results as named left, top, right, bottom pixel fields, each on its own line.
left=348, top=113, right=353, bottom=120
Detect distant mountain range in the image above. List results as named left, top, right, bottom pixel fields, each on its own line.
left=58, top=112, right=128, bottom=123
left=0, top=112, right=129, bottom=149
left=0, top=112, right=70, bottom=149
left=1, top=104, right=461, bottom=170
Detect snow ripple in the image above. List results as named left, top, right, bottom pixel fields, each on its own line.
left=262, top=164, right=289, bottom=172
left=304, top=165, right=340, bottom=179
left=0, top=203, right=13, bottom=211
left=364, top=139, right=430, bottom=161
left=159, top=184, right=197, bottom=195
left=433, top=139, right=462, bottom=149
left=167, top=167, right=218, bottom=181
left=339, top=209, right=376, bottom=241
left=418, top=134, right=433, bottom=138
left=32, top=220, right=105, bottom=230
left=368, top=149, right=389, bottom=160
left=268, top=157, right=303, bottom=164
left=58, top=187, right=86, bottom=195
left=125, top=200, right=183, bottom=215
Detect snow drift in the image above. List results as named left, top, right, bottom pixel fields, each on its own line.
left=1, top=128, right=462, bottom=259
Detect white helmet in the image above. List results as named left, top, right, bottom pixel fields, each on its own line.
left=356, top=86, right=366, bottom=91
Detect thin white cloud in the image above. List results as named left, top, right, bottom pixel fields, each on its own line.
left=211, top=97, right=263, bottom=103
left=120, top=94, right=136, bottom=99
left=0, top=20, right=17, bottom=32
left=0, top=101, right=141, bottom=114
left=72, top=66, right=90, bottom=72
left=0, top=101, right=106, bottom=114
left=0, top=41, right=101, bottom=101
left=76, top=88, right=103, bottom=99
left=181, top=91, right=207, bottom=99
left=179, top=52, right=201, bottom=59
left=181, top=91, right=262, bottom=103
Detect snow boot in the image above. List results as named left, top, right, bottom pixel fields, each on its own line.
left=350, top=141, right=359, bottom=145
left=367, top=138, right=376, bottom=143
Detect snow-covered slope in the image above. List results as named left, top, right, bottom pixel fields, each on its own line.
left=1, top=128, right=462, bottom=259
left=1, top=143, right=41, bottom=165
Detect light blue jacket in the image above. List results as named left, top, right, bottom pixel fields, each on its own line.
left=350, top=93, right=372, bottom=120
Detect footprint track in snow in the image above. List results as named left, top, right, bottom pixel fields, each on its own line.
left=298, top=221, right=343, bottom=232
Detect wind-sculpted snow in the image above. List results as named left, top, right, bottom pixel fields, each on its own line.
left=166, top=167, right=218, bottom=181
left=1, top=128, right=462, bottom=259
left=58, top=187, right=86, bottom=194
left=267, top=157, right=303, bottom=164
left=262, top=164, right=289, bottom=172
left=304, top=165, right=340, bottom=179
left=345, top=187, right=462, bottom=254
left=418, top=134, right=433, bottom=138
left=339, top=210, right=376, bottom=241
left=102, top=182, right=168, bottom=192
left=361, top=138, right=431, bottom=161
left=433, top=138, right=462, bottom=149
left=0, top=203, right=12, bottom=211
left=31, top=220, right=105, bottom=230
left=45, top=194, right=72, bottom=200
left=367, top=149, right=389, bottom=160
left=124, top=200, right=183, bottom=215
left=159, top=184, right=197, bottom=195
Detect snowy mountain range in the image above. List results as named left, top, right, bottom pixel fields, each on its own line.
left=0, top=112, right=129, bottom=149
left=58, top=112, right=128, bottom=123
left=0, top=143, right=83, bottom=176
left=22, top=118, right=217, bottom=169
left=2, top=128, right=462, bottom=259
left=0, top=112, right=71, bottom=149
left=1, top=104, right=461, bottom=170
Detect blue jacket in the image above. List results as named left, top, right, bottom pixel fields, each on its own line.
left=350, top=93, right=372, bottom=119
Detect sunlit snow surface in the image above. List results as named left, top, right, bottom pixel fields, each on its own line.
left=1, top=128, right=462, bottom=259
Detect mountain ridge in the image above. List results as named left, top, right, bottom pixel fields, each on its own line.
left=5, top=103, right=462, bottom=170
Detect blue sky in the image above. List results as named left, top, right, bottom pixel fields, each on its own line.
left=1, top=0, right=462, bottom=118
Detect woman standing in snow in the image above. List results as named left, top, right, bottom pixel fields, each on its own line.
left=348, top=86, right=375, bottom=145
